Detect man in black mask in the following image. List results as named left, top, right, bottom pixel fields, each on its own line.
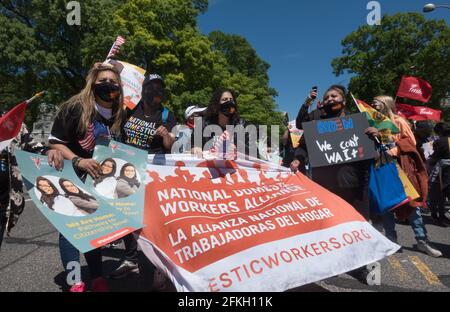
left=122, top=74, right=176, bottom=154
left=111, top=74, right=176, bottom=281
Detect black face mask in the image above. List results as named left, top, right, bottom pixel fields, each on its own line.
left=143, top=84, right=164, bottom=105
left=220, top=100, right=237, bottom=117
left=322, top=101, right=343, bottom=117
left=93, top=82, right=121, bottom=103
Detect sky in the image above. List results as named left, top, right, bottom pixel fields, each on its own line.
left=198, top=0, right=450, bottom=120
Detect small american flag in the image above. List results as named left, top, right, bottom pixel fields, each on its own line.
left=78, top=123, right=95, bottom=152
left=106, top=36, right=126, bottom=60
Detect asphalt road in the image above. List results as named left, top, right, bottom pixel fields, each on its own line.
left=1, top=199, right=449, bottom=292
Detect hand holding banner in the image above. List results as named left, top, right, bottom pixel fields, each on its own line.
left=86, top=140, right=149, bottom=223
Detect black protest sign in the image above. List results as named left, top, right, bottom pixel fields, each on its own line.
left=302, top=113, right=376, bottom=168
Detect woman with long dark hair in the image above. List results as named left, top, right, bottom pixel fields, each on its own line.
left=94, top=158, right=117, bottom=199
left=35, top=177, right=87, bottom=217
left=192, top=88, right=257, bottom=159
left=59, top=178, right=99, bottom=215
left=205, top=88, right=242, bottom=127
left=114, top=163, right=140, bottom=199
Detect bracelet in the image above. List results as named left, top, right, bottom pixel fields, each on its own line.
left=72, top=157, right=82, bottom=169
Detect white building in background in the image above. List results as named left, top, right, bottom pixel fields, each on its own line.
left=31, top=103, right=57, bottom=144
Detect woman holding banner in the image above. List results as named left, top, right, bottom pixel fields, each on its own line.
left=110, top=73, right=175, bottom=287
left=369, top=95, right=442, bottom=258
left=296, top=85, right=375, bottom=219
left=49, top=62, right=126, bottom=291
left=191, top=88, right=257, bottom=159
left=295, top=85, right=379, bottom=283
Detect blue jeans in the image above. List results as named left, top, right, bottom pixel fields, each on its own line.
left=59, top=234, right=103, bottom=279
left=58, top=233, right=80, bottom=274
left=382, top=207, right=428, bottom=242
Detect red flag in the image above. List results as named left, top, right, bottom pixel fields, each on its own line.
left=396, top=103, right=442, bottom=122
left=0, top=91, right=45, bottom=150
left=396, top=76, right=432, bottom=103
left=0, top=101, right=27, bottom=142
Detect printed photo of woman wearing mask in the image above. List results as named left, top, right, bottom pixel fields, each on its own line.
left=114, top=163, right=140, bottom=199
left=35, top=177, right=88, bottom=217
left=94, top=158, right=117, bottom=199
left=59, top=178, right=99, bottom=215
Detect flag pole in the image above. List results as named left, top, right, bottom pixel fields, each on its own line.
left=26, top=91, right=46, bottom=105
left=105, top=42, right=116, bottom=62
left=350, top=93, right=362, bottom=113
left=351, top=92, right=381, bottom=145
left=104, top=36, right=125, bottom=63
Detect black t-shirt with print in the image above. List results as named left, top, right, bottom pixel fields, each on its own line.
left=122, top=103, right=176, bottom=154
left=50, top=104, right=116, bottom=159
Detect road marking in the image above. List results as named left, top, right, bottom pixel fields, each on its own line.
left=387, top=256, right=411, bottom=283
left=25, top=199, right=32, bottom=202
left=409, top=256, right=443, bottom=286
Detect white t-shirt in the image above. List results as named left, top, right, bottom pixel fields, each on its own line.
left=53, top=196, right=87, bottom=217
left=95, top=176, right=117, bottom=199
left=95, top=103, right=112, bottom=119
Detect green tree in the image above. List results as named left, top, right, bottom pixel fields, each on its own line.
left=1, top=0, right=283, bottom=130
left=0, top=0, right=124, bottom=126
left=332, top=13, right=450, bottom=120
left=208, top=31, right=283, bottom=127
left=113, top=0, right=230, bottom=118
left=114, top=0, right=283, bottom=127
